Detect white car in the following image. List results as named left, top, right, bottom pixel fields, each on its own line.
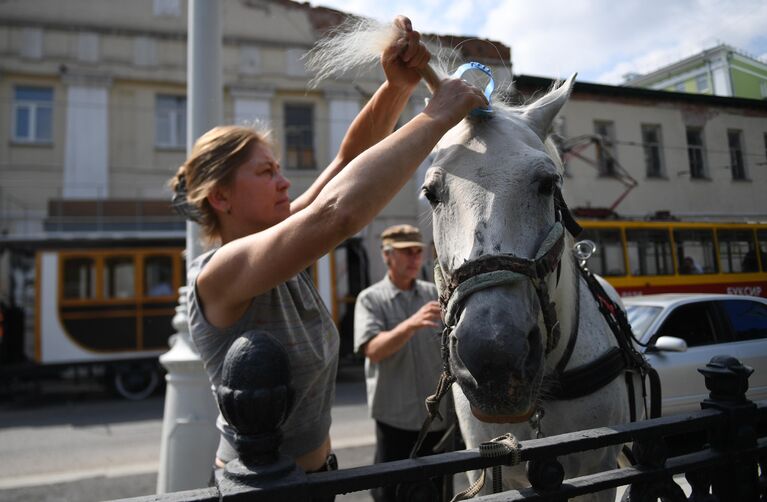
left=623, top=293, right=767, bottom=416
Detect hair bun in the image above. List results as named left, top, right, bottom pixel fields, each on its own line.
left=171, top=173, right=204, bottom=223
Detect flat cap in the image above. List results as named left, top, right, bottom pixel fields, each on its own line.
left=380, top=224, right=424, bottom=249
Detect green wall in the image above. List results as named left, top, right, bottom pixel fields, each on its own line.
left=730, top=60, right=767, bottom=100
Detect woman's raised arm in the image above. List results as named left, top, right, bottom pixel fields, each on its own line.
left=290, top=16, right=429, bottom=214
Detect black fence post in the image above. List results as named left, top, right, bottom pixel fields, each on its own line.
left=215, top=329, right=309, bottom=501
left=698, top=355, right=758, bottom=502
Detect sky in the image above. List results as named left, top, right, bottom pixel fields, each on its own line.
left=310, top=0, right=767, bottom=85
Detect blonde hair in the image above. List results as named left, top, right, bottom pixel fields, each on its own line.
left=169, top=124, right=272, bottom=242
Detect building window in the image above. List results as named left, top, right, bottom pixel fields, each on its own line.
left=675, top=82, right=685, bottom=92
left=154, top=0, right=181, bottom=16
left=696, top=74, right=709, bottom=93
left=155, top=95, right=186, bottom=149
left=284, top=104, right=315, bottom=170
left=728, top=129, right=746, bottom=180
left=13, top=86, right=53, bottom=143
left=641, top=124, right=664, bottom=178
left=686, top=127, right=707, bottom=179
left=593, top=120, right=617, bottom=176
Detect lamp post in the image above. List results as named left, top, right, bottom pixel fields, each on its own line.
left=156, top=0, right=222, bottom=493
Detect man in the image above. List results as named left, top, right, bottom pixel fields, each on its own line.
left=354, top=224, right=449, bottom=502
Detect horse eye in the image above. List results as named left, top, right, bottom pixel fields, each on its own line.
left=537, top=174, right=559, bottom=196
left=421, top=186, right=440, bottom=205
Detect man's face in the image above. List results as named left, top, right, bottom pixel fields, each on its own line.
left=386, top=246, right=424, bottom=283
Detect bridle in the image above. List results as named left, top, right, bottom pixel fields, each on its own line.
left=433, top=211, right=567, bottom=357
left=433, top=188, right=583, bottom=360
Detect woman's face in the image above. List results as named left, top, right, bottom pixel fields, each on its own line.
left=227, top=142, right=292, bottom=233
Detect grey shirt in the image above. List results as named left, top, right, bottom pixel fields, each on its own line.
left=188, top=249, right=339, bottom=462
left=354, top=276, right=447, bottom=431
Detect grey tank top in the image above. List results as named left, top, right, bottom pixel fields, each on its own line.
left=188, top=249, right=339, bottom=462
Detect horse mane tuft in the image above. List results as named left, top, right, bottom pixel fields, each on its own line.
left=304, top=17, right=399, bottom=87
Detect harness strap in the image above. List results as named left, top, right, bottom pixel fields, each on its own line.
left=554, top=186, right=582, bottom=238
left=578, top=265, right=662, bottom=420
left=409, top=371, right=455, bottom=459
left=450, top=434, right=521, bottom=501
left=550, top=347, right=627, bottom=400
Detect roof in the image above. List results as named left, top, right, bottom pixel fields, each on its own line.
left=623, top=293, right=767, bottom=307
left=278, top=0, right=510, bottom=64
left=625, top=43, right=767, bottom=87
left=512, top=74, right=767, bottom=112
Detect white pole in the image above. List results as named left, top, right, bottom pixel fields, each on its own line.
left=156, top=0, right=222, bottom=493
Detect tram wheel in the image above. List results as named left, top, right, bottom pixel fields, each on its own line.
left=112, top=363, right=160, bottom=400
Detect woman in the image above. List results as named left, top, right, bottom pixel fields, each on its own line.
left=171, top=16, right=487, bottom=475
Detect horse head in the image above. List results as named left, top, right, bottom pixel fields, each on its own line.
left=425, top=76, right=576, bottom=423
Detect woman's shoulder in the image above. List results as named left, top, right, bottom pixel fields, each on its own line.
left=188, top=248, right=219, bottom=283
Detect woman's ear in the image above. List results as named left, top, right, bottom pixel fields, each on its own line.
left=207, top=187, right=231, bottom=214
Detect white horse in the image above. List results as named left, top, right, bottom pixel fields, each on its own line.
left=427, top=80, right=633, bottom=501
left=308, top=18, right=642, bottom=501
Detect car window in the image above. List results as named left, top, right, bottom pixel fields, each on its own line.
left=655, top=301, right=721, bottom=347
left=721, top=300, right=767, bottom=342
left=626, top=305, right=662, bottom=340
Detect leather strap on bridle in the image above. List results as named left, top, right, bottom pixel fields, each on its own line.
left=436, top=218, right=566, bottom=354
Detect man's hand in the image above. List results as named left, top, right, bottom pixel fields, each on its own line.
left=406, top=300, right=442, bottom=331
left=381, top=16, right=431, bottom=90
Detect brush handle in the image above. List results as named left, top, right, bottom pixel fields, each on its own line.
left=418, top=65, right=441, bottom=94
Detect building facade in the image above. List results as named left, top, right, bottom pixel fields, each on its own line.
left=625, top=44, right=767, bottom=100
left=514, top=75, right=767, bottom=222
left=0, top=0, right=511, bottom=284
left=2, top=0, right=765, bottom=292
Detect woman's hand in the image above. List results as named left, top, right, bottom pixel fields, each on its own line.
left=423, top=77, right=490, bottom=130
left=381, top=16, right=430, bottom=90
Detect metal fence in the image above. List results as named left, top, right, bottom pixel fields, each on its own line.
left=119, top=331, right=767, bottom=502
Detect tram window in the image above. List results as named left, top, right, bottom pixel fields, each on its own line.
left=757, top=230, right=767, bottom=272
left=626, top=229, right=673, bottom=276
left=63, top=257, right=96, bottom=299
left=104, top=256, right=135, bottom=299
left=145, top=256, right=174, bottom=297
left=579, top=228, right=625, bottom=276
left=718, top=230, right=757, bottom=273
left=674, top=229, right=717, bottom=274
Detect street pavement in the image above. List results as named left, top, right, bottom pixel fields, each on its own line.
left=0, top=363, right=380, bottom=501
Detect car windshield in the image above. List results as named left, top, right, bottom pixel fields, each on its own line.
left=625, top=305, right=663, bottom=340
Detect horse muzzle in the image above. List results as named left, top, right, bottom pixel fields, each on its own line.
left=448, top=291, right=545, bottom=419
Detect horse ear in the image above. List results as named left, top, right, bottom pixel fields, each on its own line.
left=522, top=73, right=577, bottom=141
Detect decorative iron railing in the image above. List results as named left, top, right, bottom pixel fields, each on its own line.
left=119, top=329, right=766, bottom=502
